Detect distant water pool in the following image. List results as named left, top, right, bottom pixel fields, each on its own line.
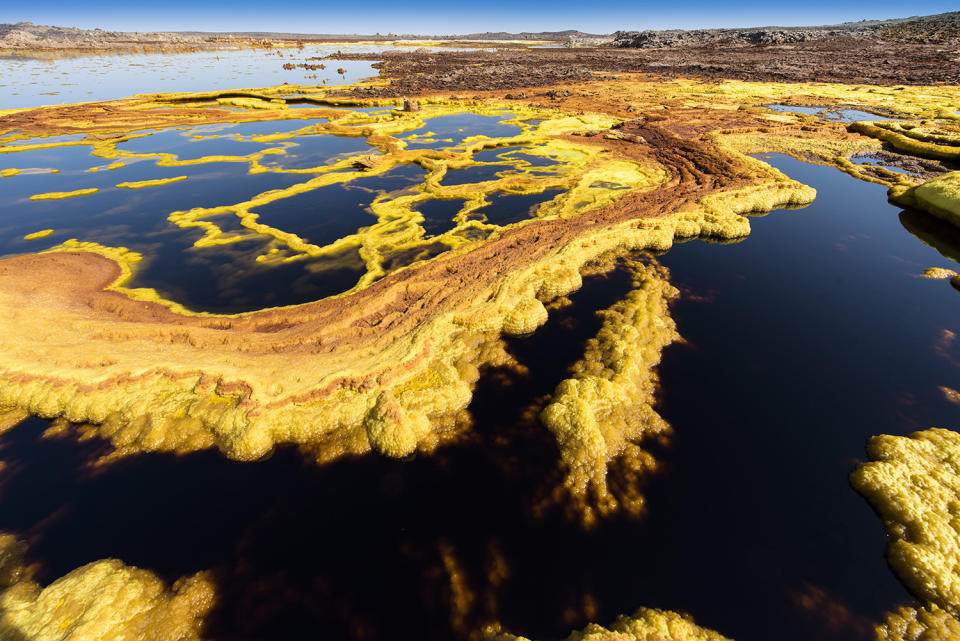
left=0, top=44, right=388, bottom=109
left=765, top=104, right=904, bottom=122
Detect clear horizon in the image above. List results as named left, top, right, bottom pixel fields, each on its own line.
left=4, top=1, right=959, bottom=35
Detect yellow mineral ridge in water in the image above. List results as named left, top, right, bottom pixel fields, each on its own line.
left=852, top=428, right=960, bottom=639
left=922, top=267, right=959, bottom=279
left=876, top=604, right=960, bottom=641
left=540, top=258, right=678, bottom=525
left=28, top=188, right=98, bottom=201
left=891, top=172, right=960, bottom=228
left=0, top=535, right=213, bottom=641
left=849, top=121, right=960, bottom=161
left=485, top=607, right=732, bottom=641
left=22, top=230, right=54, bottom=241
left=115, top=176, right=188, bottom=189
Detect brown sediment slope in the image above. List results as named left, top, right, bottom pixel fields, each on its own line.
left=328, top=38, right=959, bottom=94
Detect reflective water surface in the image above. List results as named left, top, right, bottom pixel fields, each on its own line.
left=0, top=45, right=383, bottom=109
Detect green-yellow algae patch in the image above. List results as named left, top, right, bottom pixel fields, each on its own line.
left=891, top=172, right=960, bottom=227
left=851, top=428, right=960, bottom=615
left=541, top=258, right=678, bottom=526
left=0, top=534, right=213, bottom=641
left=923, top=267, right=958, bottom=279
left=22, top=229, right=54, bottom=241
left=485, top=607, right=731, bottom=641
left=116, top=175, right=188, bottom=189
left=0, top=168, right=19, bottom=177
left=28, top=188, right=98, bottom=201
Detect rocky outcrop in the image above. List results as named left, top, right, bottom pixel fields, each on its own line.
left=0, top=21, right=235, bottom=51
left=609, top=11, right=960, bottom=48
left=610, top=27, right=872, bottom=49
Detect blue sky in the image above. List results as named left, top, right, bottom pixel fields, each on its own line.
left=5, top=1, right=959, bottom=34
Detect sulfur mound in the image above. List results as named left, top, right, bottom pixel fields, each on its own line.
left=851, top=428, right=960, bottom=615
left=891, top=172, right=960, bottom=228
left=876, top=604, right=960, bottom=641
left=485, top=607, right=731, bottom=641
left=0, top=534, right=213, bottom=641
left=22, top=230, right=54, bottom=241
left=541, top=258, right=678, bottom=525
left=849, top=122, right=960, bottom=162
left=923, top=267, right=959, bottom=279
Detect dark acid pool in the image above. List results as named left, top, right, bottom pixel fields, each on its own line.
left=0, top=111, right=571, bottom=313
left=0, top=136, right=957, bottom=640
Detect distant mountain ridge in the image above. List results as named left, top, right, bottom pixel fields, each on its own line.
left=2, top=12, right=958, bottom=52
left=0, top=22, right=603, bottom=50
left=0, top=22, right=236, bottom=49
left=609, top=11, right=960, bottom=47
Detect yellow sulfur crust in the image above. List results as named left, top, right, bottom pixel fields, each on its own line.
left=541, top=259, right=678, bottom=525
left=28, top=188, right=99, bottom=201
left=22, top=230, right=54, bottom=241
left=0, top=535, right=213, bottom=641
left=116, top=176, right=188, bottom=189
left=852, top=429, right=960, bottom=616
left=485, top=607, right=732, bottom=641
left=891, top=172, right=960, bottom=227
left=922, top=267, right=959, bottom=279
left=875, top=604, right=960, bottom=641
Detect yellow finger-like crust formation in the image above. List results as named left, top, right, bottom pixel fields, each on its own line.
left=28, top=188, right=99, bottom=201
left=541, top=259, right=678, bottom=525
left=115, top=176, right=188, bottom=189
left=22, top=230, right=54, bottom=241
